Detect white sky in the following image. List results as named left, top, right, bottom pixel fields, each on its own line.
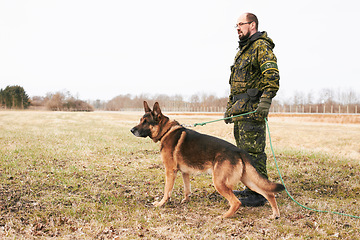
left=1, top=0, right=359, bottom=101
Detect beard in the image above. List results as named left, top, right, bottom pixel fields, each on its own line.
left=238, top=31, right=251, bottom=41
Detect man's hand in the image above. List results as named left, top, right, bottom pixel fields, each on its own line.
left=224, top=110, right=233, bottom=124
left=256, top=98, right=272, bottom=118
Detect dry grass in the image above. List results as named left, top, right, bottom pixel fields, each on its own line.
left=0, top=111, right=359, bottom=239
left=270, top=113, right=360, bottom=124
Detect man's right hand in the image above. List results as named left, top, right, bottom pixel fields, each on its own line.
left=224, top=110, right=233, bottom=124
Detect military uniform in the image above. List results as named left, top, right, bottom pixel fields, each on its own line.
left=225, top=31, right=280, bottom=180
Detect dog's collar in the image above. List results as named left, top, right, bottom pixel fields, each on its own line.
left=152, top=121, right=181, bottom=143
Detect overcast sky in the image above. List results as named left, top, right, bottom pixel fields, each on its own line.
left=1, top=0, right=359, bottom=101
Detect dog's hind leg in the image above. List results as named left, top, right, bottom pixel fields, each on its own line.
left=181, top=172, right=191, bottom=203
left=245, top=186, right=280, bottom=219
left=212, top=165, right=241, bottom=218
left=153, top=168, right=177, bottom=207
left=243, top=178, right=281, bottom=218
left=213, top=181, right=241, bottom=218
left=241, top=162, right=282, bottom=219
left=264, top=193, right=280, bottom=219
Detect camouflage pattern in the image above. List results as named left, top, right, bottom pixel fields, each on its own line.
left=226, top=32, right=280, bottom=192
left=226, top=31, right=280, bottom=122
left=234, top=120, right=268, bottom=179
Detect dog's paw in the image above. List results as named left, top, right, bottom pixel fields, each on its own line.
left=180, top=198, right=189, bottom=204
left=152, top=200, right=165, bottom=207
left=181, top=194, right=191, bottom=204
left=269, top=213, right=280, bottom=220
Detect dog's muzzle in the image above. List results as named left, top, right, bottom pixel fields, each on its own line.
left=130, top=127, right=139, bottom=136
left=130, top=127, right=149, bottom=138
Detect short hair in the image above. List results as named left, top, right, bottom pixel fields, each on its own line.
left=246, top=13, right=258, bottom=31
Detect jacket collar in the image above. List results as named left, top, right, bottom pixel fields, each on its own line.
left=238, top=31, right=264, bottom=50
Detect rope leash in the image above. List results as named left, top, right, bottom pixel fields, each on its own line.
left=182, top=110, right=257, bottom=127
left=188, top=111, right=360, bottom=219
left=265, top=118, right=360, bottom=219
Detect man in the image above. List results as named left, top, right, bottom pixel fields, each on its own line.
left=224, top=13, right=280, bottom=207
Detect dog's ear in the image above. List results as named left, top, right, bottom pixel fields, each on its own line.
left=144, top=101, right=152, bottom=113
left=153, top=102, right=162, bottom=117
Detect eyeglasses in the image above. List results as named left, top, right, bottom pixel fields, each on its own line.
left=234, top=22, right=253, bottom=28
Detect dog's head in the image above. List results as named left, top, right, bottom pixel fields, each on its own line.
left=130, top=101, right=169, bottom=142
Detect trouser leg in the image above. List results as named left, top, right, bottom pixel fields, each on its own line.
left=234, top=120, right=268, bottom=180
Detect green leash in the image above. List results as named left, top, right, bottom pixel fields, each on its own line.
left=191, top=110, right=257, bottom=127
left=191, top=111, right=360, bottom=219
left=265, top=118, right=360, bottom=219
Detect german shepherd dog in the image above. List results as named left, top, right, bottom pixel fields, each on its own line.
left=131, top=101, right=285, bottom=219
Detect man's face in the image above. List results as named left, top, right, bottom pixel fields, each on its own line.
left=236, top=15, right=251, bottom=40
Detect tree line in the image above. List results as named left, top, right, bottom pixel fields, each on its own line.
left=31, top=91, right=94, bottom=111
left=1, top=85, right=360, bottom=114
left=1, top=86, right=93, bottom=111
left=102, top=93, right=228, bottom=112
left=271, top=88, right=360, bottom=114
left=0, top=86, right=30, bottom=109
left=93, top=88, right=360, bottom=114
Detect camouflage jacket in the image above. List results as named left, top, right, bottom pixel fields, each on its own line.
left=226, top=31, right=280, bottom=121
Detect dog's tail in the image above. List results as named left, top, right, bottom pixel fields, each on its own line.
left=241, top=155, right=285, bottom=195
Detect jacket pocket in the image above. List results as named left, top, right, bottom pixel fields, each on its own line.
left=230, top=60, right=251, bottom=91
left=229, top=97, right=251, bottom=115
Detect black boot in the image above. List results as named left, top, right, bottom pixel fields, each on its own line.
left=239, top=192, right=267, bottom=207
left=233, top=188, right=253, bottom=197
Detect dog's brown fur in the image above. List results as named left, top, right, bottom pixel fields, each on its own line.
left=131, top=101, right=285, bottom=219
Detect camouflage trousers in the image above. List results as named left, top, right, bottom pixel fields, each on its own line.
left=234, top=119, right=268, bottom=183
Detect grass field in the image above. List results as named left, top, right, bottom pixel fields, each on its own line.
left=0, top=110, right=359, bottom=239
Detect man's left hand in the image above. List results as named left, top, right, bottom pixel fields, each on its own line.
left=256, top=98, right=272, bottom=118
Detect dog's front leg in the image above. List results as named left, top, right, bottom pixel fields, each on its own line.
left=153, top=168, right=177, bottom=207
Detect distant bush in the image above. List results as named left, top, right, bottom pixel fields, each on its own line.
left=0, top=85, right=30, bottom=109
left=44, top=92, right=94, bottom=111
left=62, top=98, right=94, bottom=112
